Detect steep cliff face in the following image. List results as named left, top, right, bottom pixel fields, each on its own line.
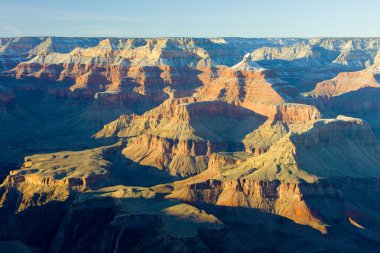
left=251, top=38, right=380, bottom=67
left=195, top=54, right=297, bottom=107
left=122, top=134, right=240, bottom=177
left=4, top=37, right=380, bottom=93
left=97, top=98, right=266, bottom=141
left=237, top=116, right=380, bottom=183
left=10, top=38, right=273, bottom=102
left=0, top=184, right=225, bottom=253
left=168, top=178, right=325, bottom=232
left=6, top=38, right=205, bottom=103
left=0, top=38, right=46, bottom=71
left=4, top=37, right=380, bottom=110
left=168, top=176, right=380, bottom=237
left=100, top=99, right=265, bottom=176
left=0, top=37, right=100, bottom=71
left=2, top=37, right=380, bottom=253
left=303, top=59, right=380, bottom=138
left=295, top=116, right=375, bottom=146
left=251, top=38, right=380, bottom=91
left=164, top=116, right=380, bottom=237
left=95, top=97, right=197, bottom=138
left=122, top=134, right=206, bottom=176
left=273, top=103, right=321, bottom=124
left=306, top=69, right=380, bottom=98
left=193, top=54, right=312, bottom=123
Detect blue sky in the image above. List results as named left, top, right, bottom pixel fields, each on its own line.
left=1, top=0, right=379, bottom=37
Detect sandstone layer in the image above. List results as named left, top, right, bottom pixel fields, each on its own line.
left=1, top=37, right=380, bottom=253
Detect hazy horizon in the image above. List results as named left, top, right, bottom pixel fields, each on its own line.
left=1, top=0, right=380, bottom=38
left=1, top=2, right=380, bottom=252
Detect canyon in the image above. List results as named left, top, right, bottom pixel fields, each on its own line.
left=0, top=37, right=380, bottom=253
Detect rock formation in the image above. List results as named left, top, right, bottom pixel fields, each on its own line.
left=1, top=37, right=380, bottom=253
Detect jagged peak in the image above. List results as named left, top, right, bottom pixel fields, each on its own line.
left=232, top=53, right=264, bottom=71
left=28, top=37, right=53, bottom=57
left=98, top=38, right=113, bottom=48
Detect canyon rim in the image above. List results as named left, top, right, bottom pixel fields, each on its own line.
left=1, top=1, right=380, bottom=253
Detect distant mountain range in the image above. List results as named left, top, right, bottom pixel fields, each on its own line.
left=0, top=37, right=380, bottom=253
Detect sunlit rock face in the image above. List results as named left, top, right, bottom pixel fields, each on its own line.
left=251, top=38, right=380, bottom=91
left=1, top=37, right=380, bottom=253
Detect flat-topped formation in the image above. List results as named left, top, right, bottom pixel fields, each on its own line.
left=1, top=37, right=380, bottom=253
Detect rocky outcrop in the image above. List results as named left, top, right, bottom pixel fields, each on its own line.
left=95, top=97, right=198, bottom=138
left=294, top=116, right=375, bottom=146
left=97, top=98, right=265, bottom=141
left=0, top=184, right=224, bottom=253
left=274, top=103, right=321, bottom=123
left=195, top=60, right=296, bottom=107
left=193, top=54, right=309, bottom=122
left=305, top=69, right=380, bottom=98
left=251, top=38, right=380, bottom=91
left=244, top=116, right=380, bottom=182
left=0, top=143, right=125, bottom=213
left=4, top=37, right=380, bottom=108
left=98, top=99, right=265, bottom=176
left=169, top=178, right=323, bottom=232
left=122, top=134, right=243, bottom=177
left=0, top=37, right=100, bottom=72
left=169, top=176, right=380, bottom=235
left=7, top=38, right=218, bottom=101
left=2, top=37, right=380, bottom=253
left=302, top=59, right=380, bottom=139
